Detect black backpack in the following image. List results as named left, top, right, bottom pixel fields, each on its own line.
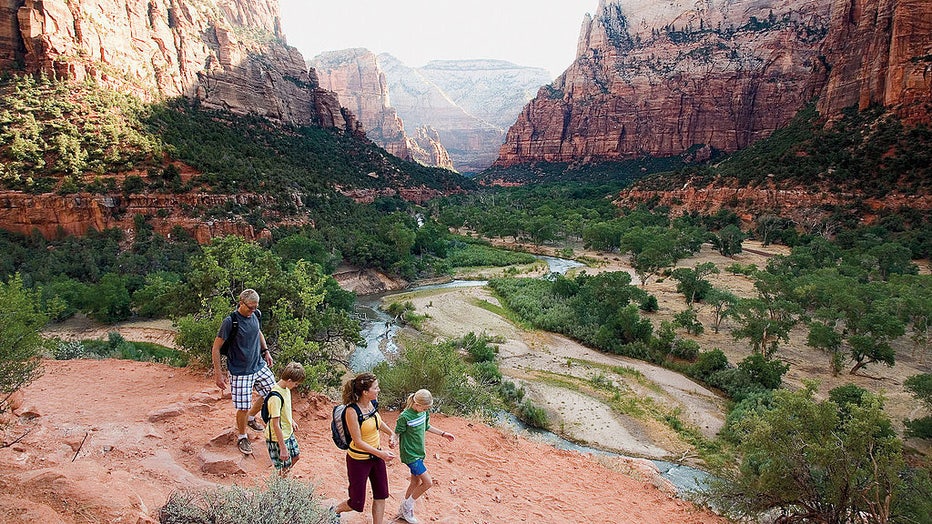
left=331, top=400, right=378, bottom=450
left=261, top=390, right=285, bottom=426
left=219, top=309, right=261, bottom=356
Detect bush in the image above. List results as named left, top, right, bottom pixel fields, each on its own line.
left=690, top=349, right=730, bottom=381
left=460, top=332, right=498, bottom=363
left=374, top=337, right=497, bottom=418
left=639, top=294, right=658, bottom=312
left=53, top=340, right=87, bottom=360
left=159, top=475, right=332, bottom=524
left=516, top=399, right=549, bottom=429
left=671, top=338, right=700, bottom=361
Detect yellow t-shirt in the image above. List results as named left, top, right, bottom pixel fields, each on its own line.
left=347, top=406, right=383, bottom=460
left=263, top=385, right=293, bottom=442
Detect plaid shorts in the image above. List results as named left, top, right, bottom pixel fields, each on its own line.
left=266, top=434, right=299, bottom=469
left=230, top=366, right=275, bottom=410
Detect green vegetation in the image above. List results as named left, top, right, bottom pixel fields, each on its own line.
left=0, top=275, right=52, bottom=415
left=373, top=334, right=498, bottom=419
left=905, top=373, right=932, bottom=439
left=705, top=384, right=917, bottom=523
left=639, top=104, right=931, bottom=199
left=0, top=74, right=471, bottom=202
left=159, top=475, right=332, bottom=524
left=53, top=332, right=187, bottom=367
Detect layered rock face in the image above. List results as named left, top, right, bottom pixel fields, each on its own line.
left=496, top=0, right=833, bottom=166
left=379, top=55, right=552, bottom=173
left=309, top=48, right=454, bottom=169
left=818, top=0, right=932, bottom=126
left=2, top=0, right=356, bottom=130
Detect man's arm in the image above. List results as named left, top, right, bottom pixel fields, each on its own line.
left=260, top=331, right=273, bottom=367
left=211, top=336, right=227, bottom=390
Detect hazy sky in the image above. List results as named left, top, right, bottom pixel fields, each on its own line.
left=277, top=1, right=598, bottom=78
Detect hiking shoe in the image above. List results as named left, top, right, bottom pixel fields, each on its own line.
left=246, top=418, right=265, bottom=431
left=402, top=502, right=419, bottom=524
left=237, top=436, right=253, bottom=455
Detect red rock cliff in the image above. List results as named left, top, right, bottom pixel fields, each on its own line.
left=1, top=0, right=357, bottom=131
left=818, top=0, right=932, bottom=126
left=495, top=0, right=833, bottom=167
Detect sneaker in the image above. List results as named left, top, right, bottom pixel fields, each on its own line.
left=246, top=418, right=265, bottom=431
left=237, top=436, right=253, bottom=455
left=402, top=500, right=419, bottom=524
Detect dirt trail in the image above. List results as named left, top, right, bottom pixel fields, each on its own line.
left=0, top=360, right=725, bottom=524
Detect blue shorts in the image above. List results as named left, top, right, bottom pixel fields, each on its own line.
left=266, top=434, right=299, bottom=470
left=406, top=458, right=427, bottom=476
left=230, top=366, right=275, bottom=410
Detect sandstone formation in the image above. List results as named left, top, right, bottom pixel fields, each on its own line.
left=496, top=0, right=834, bottom=166
left=615, top=183, right=932, bottom=229
left=0, top=189, right=294, bottom=242
left=309, top=48, right=454, bottom=170
left=496, top=0, right=932, bottom=168
left=379, top=55, right=551, bottom=173
left=818, top=0, right=932, bottom=126
left=1, top=0, right=357, bottom=131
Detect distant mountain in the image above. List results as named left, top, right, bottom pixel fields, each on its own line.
left=308, top=49, right=454, bottom=170
left=495, top=0, right=931, bottom=169
left=378, top=56, right=552, bottom=174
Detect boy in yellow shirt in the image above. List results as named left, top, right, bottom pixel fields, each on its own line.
left=263, top=362, right=305, bottom=476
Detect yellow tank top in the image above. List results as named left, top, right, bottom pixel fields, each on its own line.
left=348, top=407, right=383, bottom=460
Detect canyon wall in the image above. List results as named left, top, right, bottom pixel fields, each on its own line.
left=309, top=48, right=454, bottom=170
left=1, top=0, right=357, bottom=131
left=818, top=0, right=932, bottom=125
left=497, top=0, right=931, bottom=167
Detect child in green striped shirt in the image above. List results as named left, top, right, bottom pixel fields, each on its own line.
left=394, top=389, right=455, bottom=524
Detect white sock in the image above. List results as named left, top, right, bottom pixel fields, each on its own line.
left=239, top=434, right=248, bottom=440
left=248, top=415, right=256, bottom=421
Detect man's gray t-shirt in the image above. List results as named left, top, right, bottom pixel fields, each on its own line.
left=218, top=310, right=263, bottom=376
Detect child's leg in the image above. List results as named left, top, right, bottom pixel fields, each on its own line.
left=410, top=471, right=433, bottom=500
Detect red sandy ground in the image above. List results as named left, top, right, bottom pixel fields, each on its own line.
left=0, top=360, right=726, bottom=524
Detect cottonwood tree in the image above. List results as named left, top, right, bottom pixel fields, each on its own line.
left=704, top=287, right=738, bottom=333
left=671, top=262, right=719, bottom=304
left=904, top=373, right=932, bottom=439
left=706, top=384, right=904, bottom=524
left=730, top=297, right=798, bottom=358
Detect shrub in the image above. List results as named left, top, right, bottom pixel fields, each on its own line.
left=516, top=399, right=549, bottom=429
left=689, top=349, right=729, bottom=382
left=159, top=475, right=331, bottom=524
left=374, top=337, right=497, bottom=418
left=53, top=340, right=87, bottom=360
left=639, top=294, right=658, bottom=312
left=671, top=338, right=700, bottom=361
left=460, top=332, right=498, bottom=363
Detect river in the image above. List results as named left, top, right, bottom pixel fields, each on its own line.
left=350, top=254, right=712, bottom=494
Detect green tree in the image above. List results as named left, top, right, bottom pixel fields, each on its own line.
left=730, top=298, right=796, bottom=358
left=1, top=275, right=51, bottom=415
left=705, top=287, right=738, bottom=333
left=671, top=262, right=718, bottom=304
left=712, top=224, right=745, bottom=256
left=807, top=319, right=845, bottom=375
left=903, top=373, right=932, bottom=439
left=707, top=385, right=904, bottom=524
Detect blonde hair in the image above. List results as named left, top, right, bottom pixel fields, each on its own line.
left=405, top=389, right=434, bottom=410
